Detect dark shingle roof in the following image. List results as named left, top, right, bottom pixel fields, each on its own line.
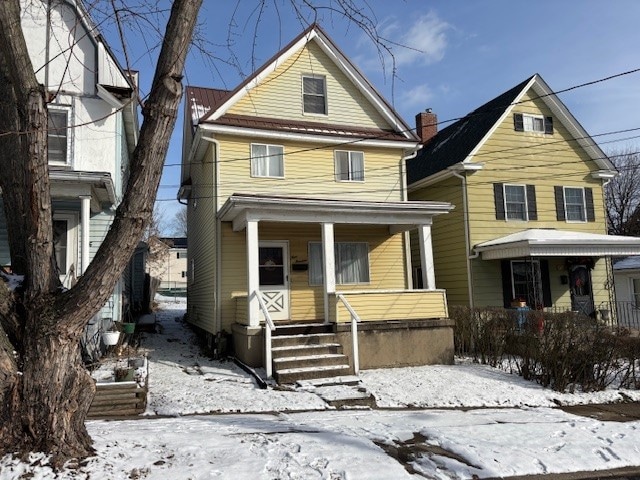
left=407, top=75, right=535, bottom=185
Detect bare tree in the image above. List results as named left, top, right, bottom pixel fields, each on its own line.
left=0, top=0, right=202, bottom=465
left=0, top=0, right=395, bottom=467
left=606, top=148, right=640, bottom=235
left=174, top=206, right=188, bottom=237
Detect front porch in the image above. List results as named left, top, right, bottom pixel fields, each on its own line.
left=219, top=194, right=455, bottom=377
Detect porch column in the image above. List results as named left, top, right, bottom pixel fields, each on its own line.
left=322, top=222, right=336, bottom=324
left=246, top=219, right=260, bottom=326
left=80, top=195, right=91, bottom=274
left=418, top=224, right=436, bottom=290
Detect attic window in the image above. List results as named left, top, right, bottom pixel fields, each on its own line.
left=513, top=113, right=553, bottom=134
left=302, top=75, right=327, bottom=115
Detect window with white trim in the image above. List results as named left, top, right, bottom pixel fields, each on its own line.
left=48, top=107, right=70, bottom=165
left=564, top=187, right=586, bottom=222
left=308, top=242, right=370, bottom=285
left=504, top=184, right=527, bottom=221
left=335, top=150, right=364, bottom=182
left=632, top=278, right=640, bottom=308
left=523, top=114, right=545, bottom=132
left=302, top=75, right=327, bottom=114
left=250, top=144, right=284, bottom=178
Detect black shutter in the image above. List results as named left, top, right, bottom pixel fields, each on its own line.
left=501, top=260, right=513, bottom=308
left=544, top=116, right=554, bottom=134
left=494, top=183, right=505, bottom=220
left=540, top=260, right=552, bottom=307
left=513, top=113, right=524, bottom=132
left=585, top=187, right=595, bottom=221
left=526, top=185, right=537, bottom=220
left=554, top=186, right=565, bottom=221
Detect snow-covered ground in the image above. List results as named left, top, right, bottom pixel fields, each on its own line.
left=2, top=297, right=640, bottom=479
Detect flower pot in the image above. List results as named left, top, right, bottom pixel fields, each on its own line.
left=102, top=331, right=120, bottom=346
left=122, top=322, right=136, bottom=334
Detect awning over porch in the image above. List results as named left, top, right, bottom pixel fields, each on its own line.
left=49, top=169, right=116, bottom=212
left=218, top=193, right=453, bottom=231
left=474, top=228, right=640, bottom=260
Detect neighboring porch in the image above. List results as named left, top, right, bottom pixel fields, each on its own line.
left=218, top=194, right=455, bottom=379
left=473, top=229, right=640, bottom=323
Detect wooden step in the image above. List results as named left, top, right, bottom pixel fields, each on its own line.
left=271, top=333, right=338, bottom=348
left=274, top=364, right=352, bottom=384
left=271, top=343, right=343, bottom=359
left=273, top=353, right=347, bottom=370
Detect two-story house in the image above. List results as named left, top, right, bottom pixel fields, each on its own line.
left=0, top=0, right=139, bottom=357
left=147, top=237, right=188, bottom=294
left=179, top=24, right=454, bottom=381
left=407, top=74, right=640, bottom=318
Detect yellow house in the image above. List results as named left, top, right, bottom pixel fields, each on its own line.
left=179, top=24, right=454, bottom=382
left=407, top=74, right=640, bottom=318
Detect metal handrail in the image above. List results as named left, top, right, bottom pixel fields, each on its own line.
left=336, top=293, right=361, bottom=375
left=254, top=291, right=276, bottom=378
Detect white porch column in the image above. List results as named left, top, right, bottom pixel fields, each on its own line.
left=80, top=195, right=91, bottom=274
left=246, top=219, right=260, bottom=326
left=418, top=224, right=436, bottom=290
left=322, top=222, right=336, bottom=324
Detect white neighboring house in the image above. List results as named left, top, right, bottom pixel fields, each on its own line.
left=147, top=237, right=188, bottom=294
left=0, top=1, right=139, bottom=358
left=613, top=256, right=640, bottom=330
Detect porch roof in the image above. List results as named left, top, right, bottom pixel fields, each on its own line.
left=218, top=193, right=453, bottom=232
left=49, top=169, right=116, bottom=212
left=474, top=228, right=640, bottom=260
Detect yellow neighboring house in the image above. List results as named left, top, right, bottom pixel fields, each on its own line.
left=407, top=74, right=640, bottom=318
left=179, top=24, right=454, bottom=382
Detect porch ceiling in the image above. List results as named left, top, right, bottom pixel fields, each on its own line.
left=475, top=228, right=640, bottom=260
left=49, top=169, right=116, bottom=212
left=218, top=193, right=453, bottom=232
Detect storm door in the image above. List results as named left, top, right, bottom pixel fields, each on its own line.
left=569, top=264, right=594, bottom=316
left=258, top=241, right=290, bottom=321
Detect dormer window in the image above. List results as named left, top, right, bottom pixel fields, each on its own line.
left=48, top=107, right=71, bottom=165
left=302, top=75, right=327, bottom=115
left=513, top=113, right=553, bottom=134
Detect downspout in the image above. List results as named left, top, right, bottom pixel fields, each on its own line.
left=401, top=147, right=420, bottom=289
left=45, top=0, right=51, bottom=88
left=450, top=168, right=476, bottom=309
left=202, top=136, right=222, bottom=333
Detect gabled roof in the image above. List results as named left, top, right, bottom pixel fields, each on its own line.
left=407, top=74, right=615, bottom=187
left=187, top=23, right=416, bottom=142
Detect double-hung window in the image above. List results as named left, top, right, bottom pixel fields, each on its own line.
left=513, top=113, right=553, bottom=134
left=302, top=75, right=327, bottom=115
left=632, top=278, right=640, bottom=308
left=564, top=187, right=586, bottom=222
left=511, top=260, right=543, bottom=308
left=48, top=108, right=70, bottom=165
left=250, top=144, right=284, bottom=178
left=308, top=242, right=370, bottom=285
left=335, top=150, right=364, bottom=182
left=504, top=184, right=527, bottom=221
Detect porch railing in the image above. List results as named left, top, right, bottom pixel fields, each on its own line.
left=336, top=293, right=361, bottom=375
left=613, top=301, right=640, bottom=331
left=253, top=291, right=276, bottom=378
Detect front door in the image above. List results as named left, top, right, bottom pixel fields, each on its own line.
left=569, top=264, right=594, bottom=317
left=258, top=242, right=289, bottom=321
left=53, top=212, right=78, bottom=288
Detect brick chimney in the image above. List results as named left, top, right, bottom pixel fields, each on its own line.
left=415, top=109, right=437, bottom=144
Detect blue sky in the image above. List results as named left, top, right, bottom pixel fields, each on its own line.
left=108, top=1, right=640, bottom=233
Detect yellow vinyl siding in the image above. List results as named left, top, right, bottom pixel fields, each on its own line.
left=467, top=89, right=606, bottom=245
left=215, top=134, right=404, bottom=207
left=332, top=290, right=448, bottom=323
left=409, top=176, right=469, bottom=306
left=228, top=42, right=391, bottom=130
left=219, top=222, right=407, bottom=331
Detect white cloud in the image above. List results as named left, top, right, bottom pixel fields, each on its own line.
left=382, top=11, right=450, bottom=67
left=399, top=84, right=434, bottom=110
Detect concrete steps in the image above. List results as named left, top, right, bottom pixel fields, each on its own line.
left=297, top=376, right=377, bottom=409
left=271, top=330, right=353, bottom=384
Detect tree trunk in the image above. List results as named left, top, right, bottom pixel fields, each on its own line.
left=0, top=0, right=202, bottom=466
